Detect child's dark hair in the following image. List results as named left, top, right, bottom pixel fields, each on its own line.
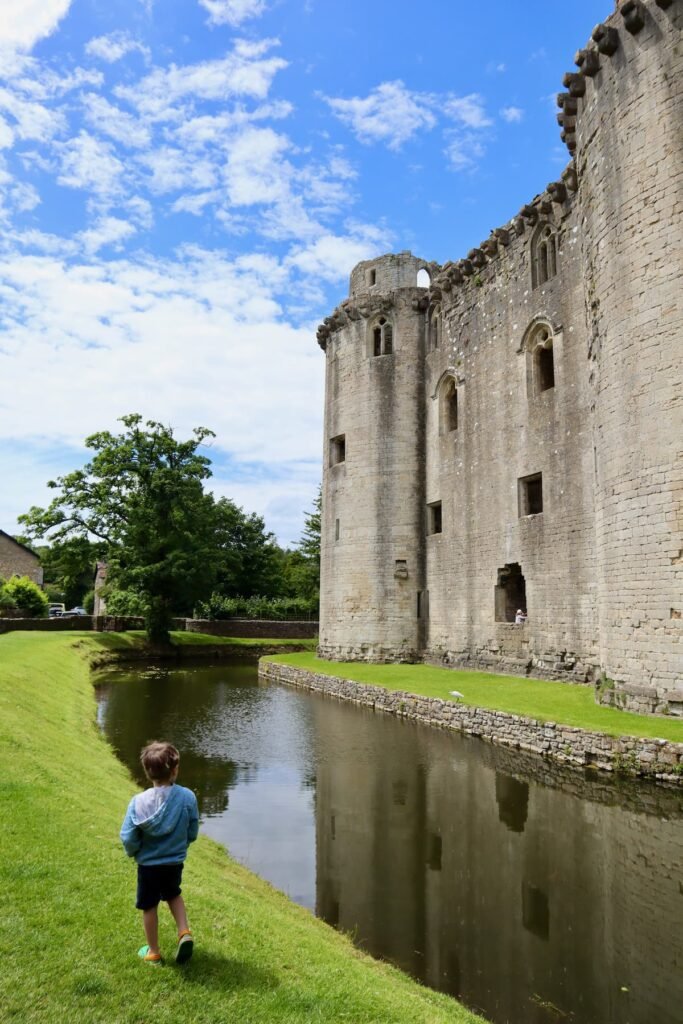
left=140, top=741, right=180, bottom=782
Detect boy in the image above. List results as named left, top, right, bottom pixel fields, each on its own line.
left=120, top=741, right=199, bottom=965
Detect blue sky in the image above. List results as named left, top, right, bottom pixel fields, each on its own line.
left=0, top=0, right=608, bottom=545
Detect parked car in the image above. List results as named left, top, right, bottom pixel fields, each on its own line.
left=48, top=603, right=66, bottom=617
left=65, top=607, right=88, bottom=616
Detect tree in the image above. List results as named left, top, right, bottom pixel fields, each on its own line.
left=212, top=497, right=285, bottom=599
left=32, top=536, right=105, bottom=608
left=19, top=415, right=218, bottom=645
left=280, top=487, right=321, bottom=603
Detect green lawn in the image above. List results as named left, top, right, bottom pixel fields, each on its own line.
left=82, top=629, right=318, bottom=652
left=0, top=631, right=481, bottom=1024
left=264, top=653, right=683, bottom=743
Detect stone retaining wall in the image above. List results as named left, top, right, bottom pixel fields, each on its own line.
left=259, top=661, right=683, bottom=786
left=0, top=616, right=317, bottom=638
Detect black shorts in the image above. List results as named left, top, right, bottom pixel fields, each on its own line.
left=136, top=863, right=184, bottom=911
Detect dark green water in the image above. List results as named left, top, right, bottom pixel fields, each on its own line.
left=96, top=660, right=683, bottom=1024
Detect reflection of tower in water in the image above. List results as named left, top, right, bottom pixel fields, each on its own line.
left=312, top=696, right=683, bottom=1024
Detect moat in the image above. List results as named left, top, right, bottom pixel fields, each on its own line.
left=96, top=659, right=683, bottom=1024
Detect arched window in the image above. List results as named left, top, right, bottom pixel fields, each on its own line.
left=428, top=304, right=442, bottom=351
left=371, top=317, right=393, bottom=357
left=417, top=268, right=431, bottom=288
left=438, top=375, right=459, bottom=434
left=523, top=321, right=555, bottom=396
left=531, top=224, right=558, bottom=289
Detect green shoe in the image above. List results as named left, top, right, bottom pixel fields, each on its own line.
left=138, top=945, right=162, bottom=964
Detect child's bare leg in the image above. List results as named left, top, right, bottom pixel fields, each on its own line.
left=142, top=908, right=160, bottom=954
left=167, top=894, right=190, bottom=934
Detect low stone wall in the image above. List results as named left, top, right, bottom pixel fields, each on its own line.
left=186, top=619, right=318, bottom=639
left=259, top=661, right=683, bottom=786
left=0, top=616, right=317, bottom=638
left=598, top=681, right=683, bottom=718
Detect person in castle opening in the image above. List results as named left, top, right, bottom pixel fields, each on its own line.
left=515, top=609, right=527, bottom=624
left=120, top=741, right=199, bottom=965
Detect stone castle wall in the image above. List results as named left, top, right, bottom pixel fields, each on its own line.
left=318, top=0, right=682, bottom=712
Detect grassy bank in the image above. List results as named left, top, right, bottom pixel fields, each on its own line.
left=263, top=653, right=683, bottom=743
left=0, top=631, right=482, bottom=1024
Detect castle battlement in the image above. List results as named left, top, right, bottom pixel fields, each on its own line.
left=317, top=0, right=682, bottom=713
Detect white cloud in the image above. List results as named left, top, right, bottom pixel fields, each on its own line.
left=81, top=94, right=151, bottom=150
left=443, top=94, right=492, bottom=129
left=199, top=0, right=270, bottom=27
left=56, top=132, right=125, bottom=197
left=501, top=106, right=524, bottom=123
left=85, top=32, right=150, bottom=64
left=0, top=0, right=72, bottom=52
left=0, top=87, right=67, bottom=142
left=79, top=217, right=137, bottom=255
left=323, top=80, right=436, bottom=150
left=115, top=41, right=287, bottom=120
left=444, top=131, right=486, bottom=172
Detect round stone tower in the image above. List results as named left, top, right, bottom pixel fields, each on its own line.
left=576, top=0, right=682, bottom=705
left=317, top=251, right=434, bottom=661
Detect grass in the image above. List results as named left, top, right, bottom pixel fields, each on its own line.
left=263, top=653, right=683, bottom=743
left=81, top=630, right=318, bottom=652
left=0, top=631, right=482, bottom=1024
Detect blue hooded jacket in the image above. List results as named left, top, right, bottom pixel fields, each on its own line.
left=120, top=784, right=199, bottom=865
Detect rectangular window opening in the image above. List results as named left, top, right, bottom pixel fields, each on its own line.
left=368, top=269, right=376, bottom=286
left=329, top=435, right=346, bottom=466
left=427, top=501, right=442, bottom=535
left=335, top=518, right=340, bottom=541
left=518, top=473, right=543, bottom=517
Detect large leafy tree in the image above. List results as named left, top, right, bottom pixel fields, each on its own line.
left=19, top=415, right=218, bottom=645
left=213, top=497, right=284, bottom=598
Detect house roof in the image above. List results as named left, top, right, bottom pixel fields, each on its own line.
left=0, top=530, right=40, bottom=561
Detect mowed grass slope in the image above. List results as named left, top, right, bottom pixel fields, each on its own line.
left=264, top=653, right=683, bottom=743
left=0, top=632, right=482, bottom=1024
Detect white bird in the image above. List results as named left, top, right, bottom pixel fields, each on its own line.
left=450, top=690, right=464, bottom=699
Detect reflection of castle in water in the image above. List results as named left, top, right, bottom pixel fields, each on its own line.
left=313, top=699, right=683, bottom=1024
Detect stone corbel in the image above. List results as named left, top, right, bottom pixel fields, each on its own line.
left=513, top=217, right=525, bottom=236
left=520, top=204, right=538, bottom=224
left=539, top=199, right=553, bottom=217
left=557, top=92, right=579, bottom=116
left=493, top=227, right=511, bottom=246
left=591, top=23, right=619, bottom=56
left=467, top=248, right=487, bottom=268
left=481, top=238, right=499, bottom=257
left=562, top=72, right=586, bottom=98
left=655, top=0, right=673, bottom=8
left=621, top=0, right=646, bottom=33
left=561, top=164, right=579, bottom=191
left=575, top=48, right=600, bottom=77
left=547, top=181, right=568, bottom=204
left=459, top=259, right=474, bottom=276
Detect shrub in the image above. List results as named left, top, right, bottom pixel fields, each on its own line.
left=195, top=593, right=319, bottom=621
left=4, top=576, right=49, bottom=617
left=103, top=589, right=148, bottom=617
left=0, top=581, right=18, bottom=610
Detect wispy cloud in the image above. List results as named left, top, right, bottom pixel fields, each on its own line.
left=198, top=0, right=270, bottom=27
left=115, top=40, right=287, bottom=119
left=500, top=106, right=524, bottom=123
left=322, top=81, right=436, bottom=150
left=85, top=31, right=150, bottom=64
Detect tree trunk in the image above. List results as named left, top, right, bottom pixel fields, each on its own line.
left=145, top=596, right=172, bottom=647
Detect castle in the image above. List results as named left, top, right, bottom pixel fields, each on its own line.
left=317, top=0, right=682, bottom=715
